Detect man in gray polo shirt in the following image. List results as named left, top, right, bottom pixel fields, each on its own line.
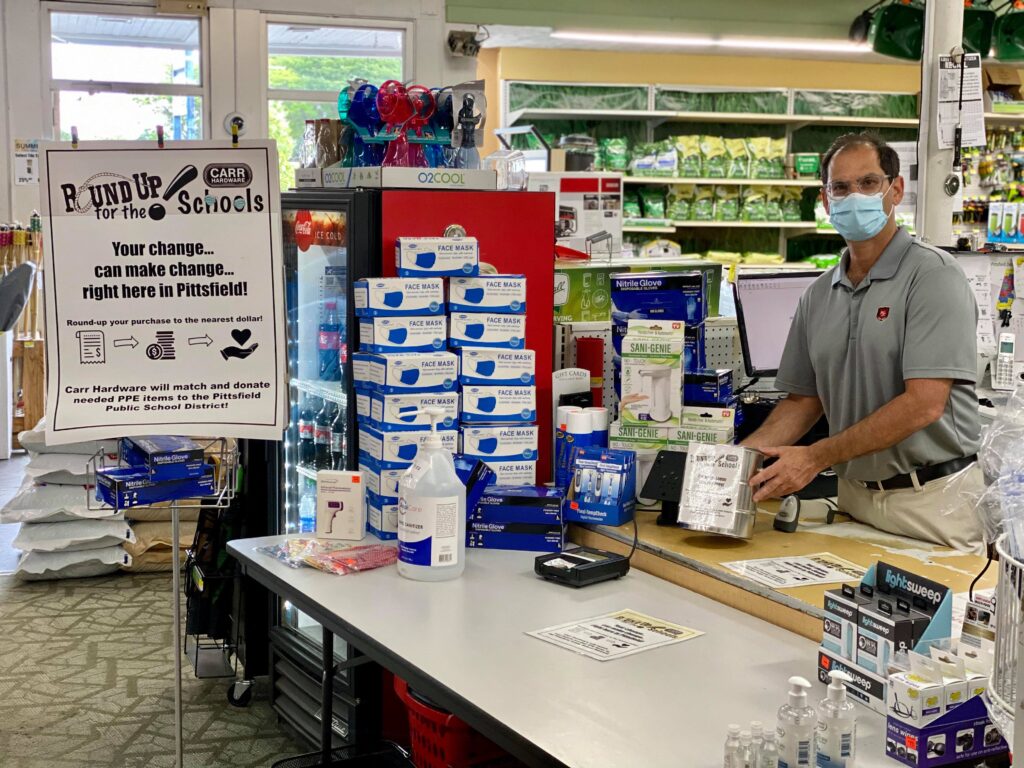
left=744, top=132, right=984, bottom=552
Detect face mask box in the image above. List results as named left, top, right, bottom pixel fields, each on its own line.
left=366, top=489, right=399, bottom=540
left=470, top=486, right=564, bottom=525
left=461, top=425, right=539, bottom=461
left=396, top=236, right=479, bottom=277
left=352, top=351, right=459, bottom=394
left=481, top=459, right=537, bottom=486
left=315, top=471, right=366, bottom=541
left=461, top=385, right=536, bottom=424
left=354, top=277, right=445, bottom=317
left=449, top=313, right=526, bottom=350
left=620, top=335, right=684, bottom=427
left=359, top=456, right=404, bottom=499
left=356, top=391, right=459, bottom=432
left=358, top=424, right=458, bottom=469
left=466, top=525, right=566, bottom=553
left=359, top=316, right=447, bottom=353
left=822, top=584, right=871, bottom=661
left=458, top=349, right=535, bottom=386
left=683, top=369, right=733, bottom=405
left=449, top=275, right=526, bottom=314
left=96, top=465, right=215, bottom=510
left=119, top=436, right=206, bottom=481
left=563, top=447, right=636, bottom=526
left=610, top=270, right=707, bottom=325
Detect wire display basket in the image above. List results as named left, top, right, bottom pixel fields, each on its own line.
left=985, top=534, right=1024, bottom=742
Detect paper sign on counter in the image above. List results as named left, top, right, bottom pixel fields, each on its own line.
left=722, top=552, right=866, bottom=589
left=527, top=609, right=702, bottom=662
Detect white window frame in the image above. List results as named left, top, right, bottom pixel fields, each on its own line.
left=41, top=1, right=211, bottom=141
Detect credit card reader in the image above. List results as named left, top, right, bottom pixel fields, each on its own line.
left=535, top=546, right=630, bottom=587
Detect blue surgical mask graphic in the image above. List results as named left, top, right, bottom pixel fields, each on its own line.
left=386, top=327, right=408, bottom=344
left=474, top=360, right=496, bottom=377
left=388, top=404, right=419, bottom=422
left=458, top=321, right=486, bottom=340
left=414, top=252, right=437, bottom=269
left=474, top=396, right=497, bottom=413
left=470, top=436, right=498, bottom=454
left=459, top=287, right=486, bottom=304
left=395, top=442, right=419, bottom=460
left=382, top=291, right=405, bottom=308
left=828, top=189, right=892, bottom=242
left=398, top=368, right=420, bottom=385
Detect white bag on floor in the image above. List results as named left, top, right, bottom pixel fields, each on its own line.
left=15, top=545, right=131, bottom=581
left=13, top=519, right=136, bottom=553
left=18, top=418, right=118, bottom=456
left=25, top=452, right=108, bottom=485
left=0, top=479, right=123, bottom=524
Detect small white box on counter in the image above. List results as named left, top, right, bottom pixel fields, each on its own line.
left=315, top=471, right=366, bottom=541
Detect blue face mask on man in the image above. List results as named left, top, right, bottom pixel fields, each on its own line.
left=828, top=186, right=894, bottom=242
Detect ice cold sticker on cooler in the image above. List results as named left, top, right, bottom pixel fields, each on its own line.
left=352, top=351, right=458, bottom=393
left=449, top=275, right=526, bottom=313
left=458, top=349, right=535, bottom=386
left=353, top=277, right=445, bottom=317
left=448, top=313, right=526, bottom=350
left=358, top=316, right=447, bottom=353
left=461, top=385, right=536, bottom=424
left=395, top=236, right=479, bottom=277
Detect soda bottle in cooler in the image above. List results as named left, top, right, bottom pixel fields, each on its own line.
left=330, top=405, right=347, bottom=470
left=318, top=300, right=341, bottom=381
left=297, top=394, right=319, bottom=468
left=314, top=400, right=337, bottom=470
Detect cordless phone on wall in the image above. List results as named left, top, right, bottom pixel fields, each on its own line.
left=993, top=333, right=1017, bottom=391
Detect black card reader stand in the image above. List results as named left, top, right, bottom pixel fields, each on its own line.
left=640, top=450, right=687, bottom=527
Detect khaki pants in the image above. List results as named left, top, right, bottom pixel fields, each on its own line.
left=837, top=464, right=986, bottom=554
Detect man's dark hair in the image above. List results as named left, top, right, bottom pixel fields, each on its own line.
left=820, top=132, right=900, bottom=186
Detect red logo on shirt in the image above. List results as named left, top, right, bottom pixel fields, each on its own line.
left=876, top=307, right=890, bottom=321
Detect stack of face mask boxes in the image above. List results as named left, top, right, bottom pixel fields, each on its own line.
left=450, top=273, right=539, bottom=486
left=353, top=237, right=480, bottom=539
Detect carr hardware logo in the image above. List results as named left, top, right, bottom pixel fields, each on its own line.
left=203, top=163, right=252, bottom=188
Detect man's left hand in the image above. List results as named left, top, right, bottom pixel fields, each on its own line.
left=750, top=446, right=827, bottom=502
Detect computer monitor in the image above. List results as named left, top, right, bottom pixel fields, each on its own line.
left=733, top=271, right=822, bottom=378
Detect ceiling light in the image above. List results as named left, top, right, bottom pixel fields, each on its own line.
left=549, top=30, right=870, bottom=54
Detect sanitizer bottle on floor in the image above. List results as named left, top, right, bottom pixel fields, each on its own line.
left=777, top=676, right=814, bottom=768
left=814, top=671, right=856, bottom=768
left=397, top=407, right=466, bottom=581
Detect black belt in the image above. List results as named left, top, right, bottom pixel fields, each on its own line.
left=868, top=455, right=977, bottom=491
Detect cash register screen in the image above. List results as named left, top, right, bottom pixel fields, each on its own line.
left=734, top=271, right=821, bottom=377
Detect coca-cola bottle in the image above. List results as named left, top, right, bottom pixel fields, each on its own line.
left=330, top=405, right=347, bottom=470
left=314, top=400, right=337, bottom=470
left=297, top=394, right=318, bottom=468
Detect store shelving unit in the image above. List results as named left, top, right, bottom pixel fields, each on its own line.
left=291, top=378, right=347, bottom=406
left=623, top=221, right=822, bottom=233
left=505, top=107, right=919, bottom=130
left=622, top=176, right=821, bottom=187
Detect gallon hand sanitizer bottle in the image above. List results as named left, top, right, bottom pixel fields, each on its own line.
left=777, top=676, right=814, bottom=768
left=814, top=671, right=856, bottom=768
left=397, top=407, right=466, bottom=581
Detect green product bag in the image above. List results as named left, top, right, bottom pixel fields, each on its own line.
left=726, top=138, right=751, bottom=179
left=700, top=136, right=728, bottom=178
left=631, top=143, right=659, bottom=176
left=675, top=135, right=703, bottom=177
left=714, top=186, right=740, bottom=221
left=691, top=186, right=715, bottom=220
left=639, top=187, right=667, bottom=219
left=600, top=138, right=630, bottom=172
left=623, top=193, right=643, bottom=219
left=748, top=137, right=773, bottom=179
left=667, top=184, right=695, bottom=221
left=765, top=187, right=784, bottom=221
left=781, top=188, right=804, bottom=222
left=769, top=138, right=787, bottom=179
left=741, top=186, right=768, bottom=221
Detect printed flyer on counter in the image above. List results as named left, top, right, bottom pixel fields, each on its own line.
left=40, top=140, right=286, bottom=443
left=721, top=552, right=866, bottom=589
left=528, top=609, right=703, bottom=661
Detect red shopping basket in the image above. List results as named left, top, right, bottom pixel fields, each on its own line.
left=393, top=677, right=521, bottom=768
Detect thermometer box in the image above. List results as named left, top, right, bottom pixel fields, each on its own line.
left=395, top=236, right=479, bottom=277
left=460, top=425, right=539, bottom=461
left=620, top=336, right=684, bottom=427
left=470, top=486, right=564, bottom=525
left=683, top=369, right=733, bottom=405
left=366, top=489, right=399, bottom=540
left=466, top=526, right=566, bottom=553
left=315, top=471, right=366, bottom=541
left=449, top=274, right=526, bottom=313
left=822, top=584, right=871, bottom=661
left=611, top=270, right=708, bottom=325
left=359, top=456, right=404, bottom=499
left=357, top=424, right=458, bottom=469
left=461, top=385, right=536, bottom=424
left=119, top=436, right=206, bottom=481
left=352, top=351, right=459, bottom=394
left=96, top=464, right=215, bottom=510
left=354, top=277, right=445, bottom=317
left=356, top=391, right=460, bottom=432
left=457, top=349, right=535, bottom=386
left=563, top=447, right=636, bottom=527
left=358, top=316, right=447, bottom=354
left=480, top=459, right=537, bottom=486
left=448, top=312, right=526, bottom=350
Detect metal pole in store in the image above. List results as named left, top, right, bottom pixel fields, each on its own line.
left=915, top=0, right=962, bottom=245
left=172, top=500, right=183, bottom=767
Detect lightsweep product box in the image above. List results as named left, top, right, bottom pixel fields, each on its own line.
left=449, top=275, right=526, bottom=313
left=315, top=471, right=365, bottom=541
left=458, top=349, right=535, bottom=386
left=96, top=465, right=215, bottom=510
left=857, top=595, right=936, bottom=674
left=460, top=425, right=539, bottom=461
left=610, top=270, right=708, bottom=325
left=356, top=391, right=459, bottom=431
left=448, top=313, right=526, bottom=349
left=822, top=584, right=871, bottom=662
left=461, top=385, right=536, bottom=424
left=358, top=424, right=458, bottom=469
left=358, top=316, right=447, bottom=353
left=395, top=236, right=479, bottom=277
left=620, top=335, right=684, bottom=427
left=120, top=436, right=206, bottom=481
left=817, top=648, right=889, bottom=716
left=352, top=351, right=459, bottom=393
left=470, top=486, right=564, bottom=525
left=367, top=489, right=400, bottom=540
left=359, top=457, right=404, bottom=499
left=353, top=277, right=445, bottom=316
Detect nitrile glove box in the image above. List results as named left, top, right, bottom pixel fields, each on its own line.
left=396, top=236, right=479, bottom=277
left=366, top=489, right=399, bottom=540
left=359, top=456, right=405, bottom=499
left=358, top=423, right=458, bottom=469
left=356, top=390, right=459, bottom=431
left=470, top=486, right=564, bottom=525
left=354, top=277, right=445, bottom=317
left=452, top=455, right=498, bottom=512
left=448, top=313, right=526, bottom=350
left=683, top=369, right=733, bottom=404
left=466, top=525, right=566, bottom=553
left=458, top=349, right=535, bottom=386
left=359, top=316, right=447, bottom=353
left=886, top=697, right=1008, bottom=768
left=611, top=270, right=708, bottom=325
left=460, top=425, right=539, bottom=461
left=684, top=323, right=706, bottom=373
left=119, top=436, right=206, bottom=481
left=352, top=351, right=458, bottom=393
left=461, top=385, right=536, bottom=424
left=96, top=464, right=215, bottom=510
left=449, top=275, right=526, bottom=313
left=480, top=459, right=537, bottom=486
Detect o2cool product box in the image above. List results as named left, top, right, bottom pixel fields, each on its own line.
left=449, top=275, right=526, bottom=313
left=611, top=270, right=707, bottom=325
left=96, top=465, right=215, bottom=510
left=354, top=277, right=444, bottom=317
left=460, top=425, right=538, bottom=461
left=367, top=489, right=400, bottom=540
left=461, top=385, right=536, bottom=424
left=358, top=316, right=446, bottom=353
left=315, top=471, right=365, bottom=541
left=356, top=391, right=459, bottom=431
left=358, top=424, right=458, bottom=468
left=395, top=236, right=479, bottom=277
left=119, top=435, right=206, bottom=481
left=359, top=457, right=404, bottom=499
left=458, top=349, right=535, bottom=386
left=352, top=351, right=458, bottom=393
left=448, top=313, right=526, bottom=349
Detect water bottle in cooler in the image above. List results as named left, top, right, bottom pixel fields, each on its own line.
left=298, top=479, right=316, bottom=533
left=318, top=301, right=341, bottom=381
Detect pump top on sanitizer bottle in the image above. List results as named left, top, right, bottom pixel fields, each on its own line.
left=777, top=676, right=814, bottom=768
left=397, top=407, right=466, bottom=581
left=814, top=671, right=856, bottom=768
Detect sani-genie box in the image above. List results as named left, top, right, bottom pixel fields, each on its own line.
left=358, top=316, right=447, bottom=353
left=353, top=277, right=445, bottom=317
left=449, top=275, right=526, bottom=313
left=395, top=236, right=479, bottom=277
